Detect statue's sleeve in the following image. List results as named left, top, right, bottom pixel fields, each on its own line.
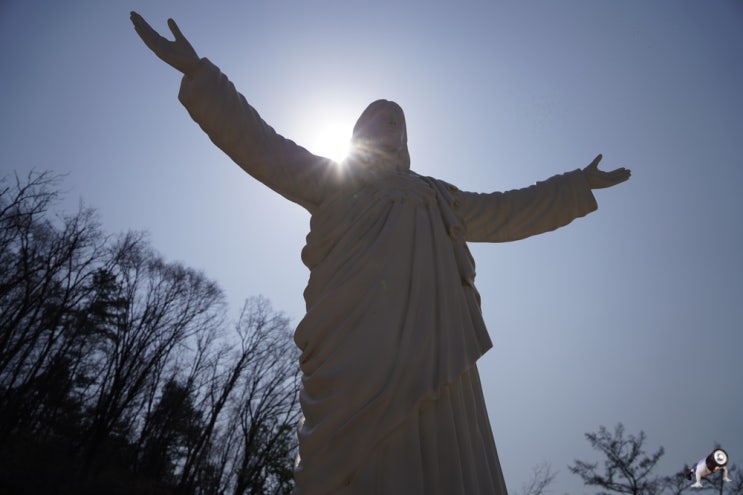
left=178, top=58, right=338, bottom=212
left=452, top=170, right=598, bottom=243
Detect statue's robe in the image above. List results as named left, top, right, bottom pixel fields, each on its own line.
left=179, top=59, right=598, bottom=495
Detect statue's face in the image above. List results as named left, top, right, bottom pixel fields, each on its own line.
left=352, top=100, right=407, bottom=153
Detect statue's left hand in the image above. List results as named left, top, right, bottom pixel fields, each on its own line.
left=130, top=11, right=200, bottom=76
left=583, top=154, right=631, bottom=189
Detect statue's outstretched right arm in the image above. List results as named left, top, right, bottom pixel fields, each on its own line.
left=131, top=12, right=336, bottom=212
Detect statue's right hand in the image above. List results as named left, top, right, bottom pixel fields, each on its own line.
left=130, top=11, right=200, bottom=76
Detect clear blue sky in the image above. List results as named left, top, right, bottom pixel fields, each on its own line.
left=2, top=1, right=742, bottom=493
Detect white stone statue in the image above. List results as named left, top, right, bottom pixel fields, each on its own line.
left=131, top=12, right=631, bottom=495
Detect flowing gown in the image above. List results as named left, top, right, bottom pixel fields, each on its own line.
left=178, top=59, right=598, bottom=495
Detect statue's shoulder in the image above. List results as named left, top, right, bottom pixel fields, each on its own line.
left=411, top=172, right=460, bottom=193
left=407, top=172, right=463, bottom=208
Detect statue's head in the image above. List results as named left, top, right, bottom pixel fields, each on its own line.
left=349, top=99, right=410, bottom=171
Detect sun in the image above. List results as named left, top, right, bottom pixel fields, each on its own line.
left=307, top=122, right=352, bottom=163
left=291, top=99, right=360, bottom=164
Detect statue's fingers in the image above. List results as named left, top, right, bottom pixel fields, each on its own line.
left=131, top=12, right=166, bottom=51
left=131, top=12, right=155, bottom=36
left=131, top=13, right=146, bottom=36
left=590, top=154, right=603, bottom=168
left=607, top=168, right=631, bottom=184
left=168, top=18, right=186, bottom=42
left=130, top=11, right=145, bottom=27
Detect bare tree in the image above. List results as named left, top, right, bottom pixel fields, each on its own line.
left=79, top=231, right=225, bottom=475
left=569, top=423, right=665, bottom=495
left=724, top=465, right=743, bottom=495
left=518, top=462, right=558, bottom=495
left=178, top=296, right=301, bottom=495
left=0, top=171, right=301, bottom=494
left=0, top=171, right=106, bottom=444
left=570, top=424, right=743, bottom=495
left=229, top=297, right=301, bottom=495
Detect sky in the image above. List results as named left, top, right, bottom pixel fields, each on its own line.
left=1, top=1, right=742, bottom=493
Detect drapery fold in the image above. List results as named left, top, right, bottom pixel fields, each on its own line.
left=295, top=172, right=491, bottom=494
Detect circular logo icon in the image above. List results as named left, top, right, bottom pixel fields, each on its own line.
left=714, top=449, right=728, bottom=465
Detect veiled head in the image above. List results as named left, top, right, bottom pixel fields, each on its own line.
left=349, top=99, right=410, bottom=171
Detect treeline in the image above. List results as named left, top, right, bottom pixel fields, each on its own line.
left=518, top=423, right=743, bottom=495
left=570, top=423, right=742, bottom=495
left=0, top=171, right=301, bottom=495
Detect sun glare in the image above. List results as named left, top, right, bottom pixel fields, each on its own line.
left=308, top=122, right=352, bottom=163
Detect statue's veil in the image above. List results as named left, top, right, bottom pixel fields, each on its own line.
left=350, top=99, right=410, bottom=171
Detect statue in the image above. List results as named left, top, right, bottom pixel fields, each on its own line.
left=130, top=12, right=630, bottom=495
